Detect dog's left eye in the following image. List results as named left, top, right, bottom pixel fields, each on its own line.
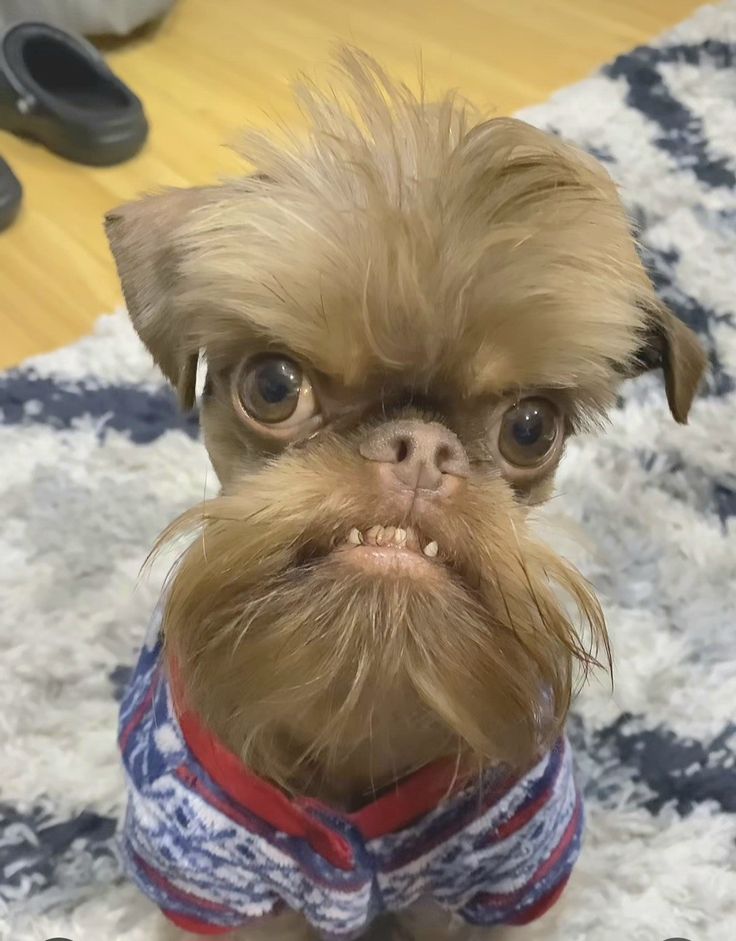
left=236, top=355, right=318, bottom=428
left=497, top=397, right=561, bottom=468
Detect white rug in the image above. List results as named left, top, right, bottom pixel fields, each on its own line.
left=1, top=3, right=735, bottom=939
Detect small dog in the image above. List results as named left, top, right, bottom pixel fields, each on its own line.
left=107, top=50, right=705, bottom=940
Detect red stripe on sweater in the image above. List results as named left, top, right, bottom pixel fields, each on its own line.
left=471, top=792, right=582, bottom=911
left=491, top=747, right=564, bottom=843
left=119, top=665, right=160, bottom=752
left=529, top=793, right=582, bottom=884
left=510, top=875, right=570, bottom=925
left=131, top=849, right=240, bottom=916
left=162, top=911, right=232, bottom=935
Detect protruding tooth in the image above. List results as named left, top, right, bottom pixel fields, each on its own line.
left=383, top=527, right=396, bottom=546
left=423, top=541, right=439, bottom=558
left=395, top=528, right=407, bottom=546
left=348, top=528, right=362, bottom=546
left=365, top=525, right=383, bottom=546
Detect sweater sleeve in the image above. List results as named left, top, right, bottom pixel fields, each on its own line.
left=454, top=738, right=583, bottom=927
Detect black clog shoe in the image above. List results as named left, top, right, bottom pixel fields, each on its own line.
left=0, top=22, right=148, bottom=166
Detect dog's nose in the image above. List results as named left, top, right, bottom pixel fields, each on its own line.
left=359, top=420, right=470, bottom=493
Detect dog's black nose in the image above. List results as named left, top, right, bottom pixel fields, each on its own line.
left=359, top=419, right=470, bottom=493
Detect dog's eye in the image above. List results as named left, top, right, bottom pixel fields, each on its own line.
left=238, top=355, right=317, bottom=426
left=498, top=398, right=561, bottom=467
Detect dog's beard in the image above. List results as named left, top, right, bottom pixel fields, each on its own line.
left=158, top=435, right=607, bottom=794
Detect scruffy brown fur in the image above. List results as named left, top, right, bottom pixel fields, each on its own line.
left=107, top=49, right=705, bottom=940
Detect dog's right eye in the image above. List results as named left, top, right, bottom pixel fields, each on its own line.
left=236, top=355, right=319, bottom=429
left=496, top=397, right=562, bottom=470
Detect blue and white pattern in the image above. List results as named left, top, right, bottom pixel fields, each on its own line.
left=119, top=622, right=580, bottom=938
left=0, top=3, right=735, bottom=939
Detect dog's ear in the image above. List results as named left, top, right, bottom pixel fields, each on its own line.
left=105, top=187, right=218, bottom=410
left=630, top=299, right=707, bottom=423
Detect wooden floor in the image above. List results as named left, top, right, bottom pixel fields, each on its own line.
left=0, top=0, right=701, bottom=369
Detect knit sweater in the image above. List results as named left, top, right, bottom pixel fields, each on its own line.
left=118, top=616, right=583, bottom=939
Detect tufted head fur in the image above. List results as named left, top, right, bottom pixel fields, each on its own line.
left=106, top=49, right=705, bottom=806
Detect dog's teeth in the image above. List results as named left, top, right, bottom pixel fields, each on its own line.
left=366, top=525, right=382, bottom=546
left=348, top=528, right=362, bottom=546
left=395, top=528, right=407, bottom=546
left=383, top=527, right=396, bottom=546
left=423, top=541, right=439, bottom=558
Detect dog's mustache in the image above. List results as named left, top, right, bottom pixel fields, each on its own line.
left=173, top=487, right=467, bottom=555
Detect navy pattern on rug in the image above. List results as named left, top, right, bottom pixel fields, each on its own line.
left=1, top=3, right=734, bottom=939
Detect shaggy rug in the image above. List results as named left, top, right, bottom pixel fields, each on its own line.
left=1, top=3, right=735, bottom=939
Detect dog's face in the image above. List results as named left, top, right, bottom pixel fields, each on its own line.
left=107, top=52, right=705, bottom=798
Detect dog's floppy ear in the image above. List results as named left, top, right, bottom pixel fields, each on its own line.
left=631, top=298, right=707, bottom=423
left=105, top=187, right=218, bottom=410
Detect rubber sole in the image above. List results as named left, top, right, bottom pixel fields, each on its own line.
left=0, top=105, right=147, bottom=167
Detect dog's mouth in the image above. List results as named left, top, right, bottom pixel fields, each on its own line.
left=331, top=524, right=445, bottom=576
left=293, top=513, right=475, bottom=584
